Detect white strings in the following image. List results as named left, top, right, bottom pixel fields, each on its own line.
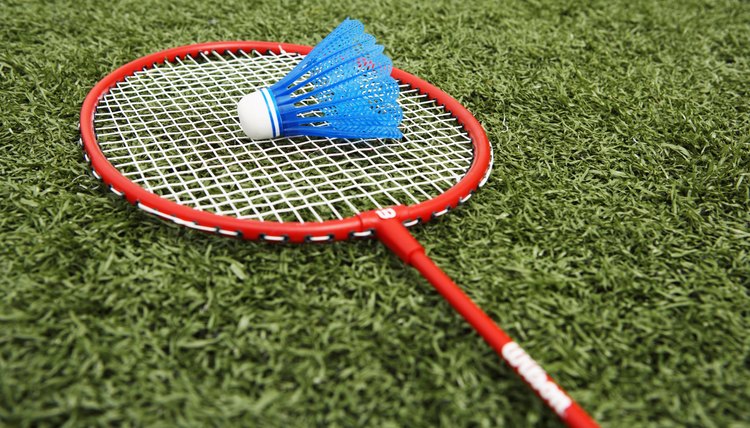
left=93, top=49, right=475, bottom=223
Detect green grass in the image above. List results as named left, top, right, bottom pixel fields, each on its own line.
left=1, top=0, right=749, bottom=426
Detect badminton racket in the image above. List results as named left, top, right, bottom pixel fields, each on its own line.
left=79, top=41, right=598, bottom=428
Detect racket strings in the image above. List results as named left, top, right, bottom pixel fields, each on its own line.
left=94, top=50, right=474, bottom=223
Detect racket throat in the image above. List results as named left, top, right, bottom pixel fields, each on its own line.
left=359, top=207, right=425, bottom=264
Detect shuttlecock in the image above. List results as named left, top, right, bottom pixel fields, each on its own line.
left=237, top=18, right=403, bottom=140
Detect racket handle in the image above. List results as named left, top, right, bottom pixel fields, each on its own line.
left=375, top=219, right=599, bottom=428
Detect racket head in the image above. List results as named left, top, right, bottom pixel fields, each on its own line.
left=80, top=41, right=492, bottom=243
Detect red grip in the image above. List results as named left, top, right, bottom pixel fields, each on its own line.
left=372, top=218, right=599, bottom=428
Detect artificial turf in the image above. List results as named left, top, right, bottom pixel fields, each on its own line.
left=1, top=0, right=749, bottom=426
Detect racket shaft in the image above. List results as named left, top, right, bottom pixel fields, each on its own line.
left=375, top=219, right=599, bottom=428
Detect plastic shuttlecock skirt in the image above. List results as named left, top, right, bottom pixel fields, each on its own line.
left=237, top=18, right=403, bottom=140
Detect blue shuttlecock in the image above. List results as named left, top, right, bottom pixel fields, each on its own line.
left=237, top=18, right=403, bottom=140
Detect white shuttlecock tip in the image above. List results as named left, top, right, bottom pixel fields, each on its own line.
left=237, top=88, right=281, bottom=139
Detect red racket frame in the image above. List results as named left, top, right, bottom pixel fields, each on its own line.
left=79, top=41, right=598, bottom=428
left=80, top=41, right=491, bottom=243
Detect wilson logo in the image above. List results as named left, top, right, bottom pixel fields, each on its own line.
left=502, top=342, right=572, bottom=416
left=375, top=208, right=397, bottom=219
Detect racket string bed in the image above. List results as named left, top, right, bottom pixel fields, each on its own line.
left=93, top=50, right=474, bottom=225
